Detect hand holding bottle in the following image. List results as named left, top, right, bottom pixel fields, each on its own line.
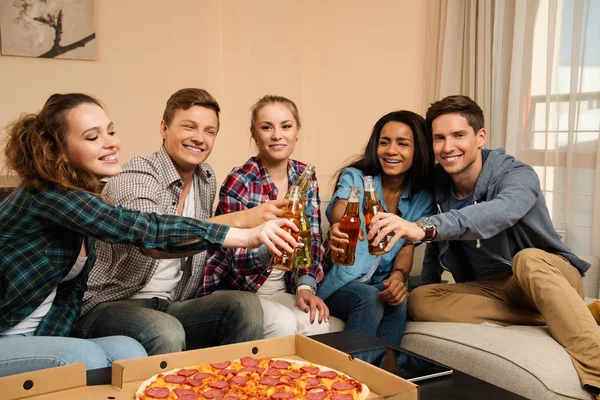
left=241, top=219, right=300, bottom=256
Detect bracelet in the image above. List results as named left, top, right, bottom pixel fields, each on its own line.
left=297, top=284, right=315, bottom=294
left=392, top=269, right=408, bottom=282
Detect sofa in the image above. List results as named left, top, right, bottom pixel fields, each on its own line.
left=400, top=247, right=599, bottom=400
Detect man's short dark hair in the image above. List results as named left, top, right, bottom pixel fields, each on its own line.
left=426, top=95, right=484, bottom=133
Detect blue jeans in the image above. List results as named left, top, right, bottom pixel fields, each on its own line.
left=325, top=282, right=408, bottom=364
left=0, top=334, right=147, bottom=378
left=75, top=291, right=264, bottom=355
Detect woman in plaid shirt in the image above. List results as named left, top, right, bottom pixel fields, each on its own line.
left=204, top=95, right=329, bottom=337
left=0, top=93, right=299, bottom=377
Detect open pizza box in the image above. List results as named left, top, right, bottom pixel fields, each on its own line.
left=2, top=334, right=418, bottom=400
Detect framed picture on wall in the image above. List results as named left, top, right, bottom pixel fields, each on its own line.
left=0, top=0, right=96, bottom=60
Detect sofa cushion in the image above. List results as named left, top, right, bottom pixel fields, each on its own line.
left=401, top=322, right=594, bottom=400
left=328, top=315, right=346, bottom=332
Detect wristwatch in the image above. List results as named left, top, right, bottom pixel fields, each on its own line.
left=416, top=216, right=436, bottom=243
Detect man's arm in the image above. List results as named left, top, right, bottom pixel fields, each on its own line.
left=369, top=166, right=542, bottom=246
left=432, top=166, right=540, bottom=241
left=205, top=199, right=287, bottom=228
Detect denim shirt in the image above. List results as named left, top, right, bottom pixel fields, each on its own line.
left=317, top=168, right=434, bottom=301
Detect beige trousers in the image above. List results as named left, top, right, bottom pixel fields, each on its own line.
left=409, top=248, right=600, bottom=391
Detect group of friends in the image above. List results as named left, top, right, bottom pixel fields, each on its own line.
left=0, top=89, right=598, bottom=397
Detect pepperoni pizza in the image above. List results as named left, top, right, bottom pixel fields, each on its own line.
left=135, top=356, right=370, bottom=400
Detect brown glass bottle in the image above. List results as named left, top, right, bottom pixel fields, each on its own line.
left=331, top=186, right=361, bottom=266
left=362, top=176, right=389, bottom=255
left=271, top=186, right=302, bottom=271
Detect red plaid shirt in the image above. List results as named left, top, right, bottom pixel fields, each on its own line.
left=202, top=157, right=325, bottom=295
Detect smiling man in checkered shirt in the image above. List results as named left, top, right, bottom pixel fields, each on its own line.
left=76, top=89, right=288, bottom=355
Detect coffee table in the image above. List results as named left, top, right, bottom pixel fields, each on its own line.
left=86, top=330, right=525, bottom=399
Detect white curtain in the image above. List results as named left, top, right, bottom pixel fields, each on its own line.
left=422, top=0, right=494, bottom=132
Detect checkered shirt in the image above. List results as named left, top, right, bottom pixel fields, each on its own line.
left=202, top=157, right=326, bottom=295
left=81, top=146, right=218, bottom=315
left=0, top=184, right=226, bottom=336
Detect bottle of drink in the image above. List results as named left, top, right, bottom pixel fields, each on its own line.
left=271, top=186, right=302, bottom=271
left=286, top=165, right=314, bottom=269
left=363, top=176, right=389, bottom=255
left=331, top=186, right=361, bottom=266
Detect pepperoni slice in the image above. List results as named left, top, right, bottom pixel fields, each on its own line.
left=184, top=379, right=203, bottom=387
left=210, top=361, right=231, bottom=370
left=264, top=368, right=281, bottom=376
left=272, top=382, right=291, bottom=387
left=301, top=366, right=320, bottom=375
left=164, top=374, right=187, bottom=383
left=303, top=377, right=320, bottom=385
left=305, top=392, right=327, bottom=400
left=178, top=395, right=198, bottom=400
left=270, top=393, right=294, bottom=399
left=283, top=371, right=301, bottom=379
left=241, top=356, right=259, bottom=367
left=202, top=390, right=225, bottom=399
left=259, top=376, right=280, bottom=386
left=231, top=375, right=249, bottom=386
left=194, top=372, right=214, bottom=380
left=177, top=369, right=198, bottom=377
left=317, top=370, right=337, bottom=379
left=256, top=367, right=265, bottom=375
left=218, top=369, right=238, bottom=376
left=331, top=395, right=354, bottom=400
left=332, top=381, right=355, bottom=391
left=271, top=360, right=291, bottom=369
left=306, top=384, right=328, bottom=391
left=174, top=388, right=196, bottom=397
left=208, top=380, right=230, bottom=389
left=146, top=387, right=170, bottom=398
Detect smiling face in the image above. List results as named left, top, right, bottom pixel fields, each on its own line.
left=252, top=102, right=299, bottom=164
left=64, top=103, right=121, bottom=179
left=376, top=121, right=414, bottom=179
left=161, top=105, right=219, bottom=176
left=432, top=113, right=486, bottom=180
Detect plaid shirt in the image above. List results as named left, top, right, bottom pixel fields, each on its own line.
left=202, top=157, right=325, bottom=295
left=81, top=146, right=218, bottom=315
left=0, top=185, right=227, bottom=336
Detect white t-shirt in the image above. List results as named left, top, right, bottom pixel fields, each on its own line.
left=131, top=181, right=195, bottom=301
left=257, top=269, right=287, bottom=296
left=2, top=255, right=88, bottom=335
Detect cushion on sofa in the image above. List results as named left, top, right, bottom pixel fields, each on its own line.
left=401, top=321, right=594, bottom=400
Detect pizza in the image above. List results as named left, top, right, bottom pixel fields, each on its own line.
left=135, top=356, right=370, bottom=400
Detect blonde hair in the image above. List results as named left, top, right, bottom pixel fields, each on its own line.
left=249, top=95, right=301, bottom=136
left=4, top=93, right=103, bottom=193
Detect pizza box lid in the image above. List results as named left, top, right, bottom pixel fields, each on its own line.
left=1, top=335, right=418, bottom=400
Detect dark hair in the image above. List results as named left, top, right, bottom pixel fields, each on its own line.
left=4, top=93, right=104, bottom=193
left=426, top=95, right=484, bottom=133
left=162, top=88, right=221, bottom=126
left=250, top=95, right=301, bottom=136
left=334, top=110, right=433, bottom=194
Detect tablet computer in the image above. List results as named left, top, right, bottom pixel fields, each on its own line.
left=349, top=345, right=453, bottom=383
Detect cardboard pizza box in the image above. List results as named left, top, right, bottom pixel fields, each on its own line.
left=2, top=335, right=418, bottom=400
